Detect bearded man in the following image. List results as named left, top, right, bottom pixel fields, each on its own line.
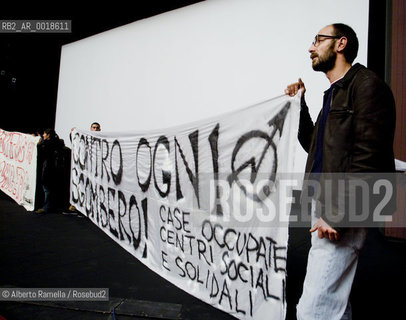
left=285, top=23, right=396, bottom=320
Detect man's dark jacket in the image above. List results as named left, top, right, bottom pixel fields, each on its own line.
left=299, top=63, right=396, bottom=228
left=37, top=137, right=66, bottom=187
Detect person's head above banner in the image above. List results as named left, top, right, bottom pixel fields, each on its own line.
left=90, top=122, right=101, bottom=131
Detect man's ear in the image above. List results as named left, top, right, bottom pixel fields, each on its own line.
left=336, top=37, right=348, bottom=53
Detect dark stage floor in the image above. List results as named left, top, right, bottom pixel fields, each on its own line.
left=0, top=193, right=405, bottom=320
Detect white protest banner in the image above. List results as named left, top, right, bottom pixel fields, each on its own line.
left=70, top=94, right=300, bottom=319
left=0, top=129, right=40, bottom=211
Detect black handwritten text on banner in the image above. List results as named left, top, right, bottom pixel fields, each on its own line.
left=70, top=94, right=300, bottom=319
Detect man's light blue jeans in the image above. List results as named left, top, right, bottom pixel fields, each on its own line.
left=297, top=215, right=367, bottom=320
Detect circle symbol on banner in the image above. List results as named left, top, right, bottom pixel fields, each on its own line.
left=230, top=130, right=277, bottom=202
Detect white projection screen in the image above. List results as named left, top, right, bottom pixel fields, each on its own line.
left=55, top=0, right=369, bottom=174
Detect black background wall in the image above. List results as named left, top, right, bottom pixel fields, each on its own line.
left=0, top=0, right=388, bottom=136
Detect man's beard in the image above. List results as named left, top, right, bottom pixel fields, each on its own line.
left=311, top=44, right=337, bottom=73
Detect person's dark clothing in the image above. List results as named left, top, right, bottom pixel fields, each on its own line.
left=38, top=138, right=65, bottom=187
left=298, top=63, right=396, bottom=229
left=311, top=83, right=336, bottom=174
left=37, top=137, right=66, bottom=212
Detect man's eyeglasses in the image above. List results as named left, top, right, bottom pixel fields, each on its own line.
left=312, top=34, right=341, bottom=46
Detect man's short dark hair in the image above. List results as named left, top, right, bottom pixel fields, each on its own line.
left=332, top=23, right=359, bottom=64
left=44, top=128, right=58, bottom=140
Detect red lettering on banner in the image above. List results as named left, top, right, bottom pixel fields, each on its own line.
left=0, top=159, right=28, bottom=202
left=0, top=129, right=37, bottom=164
